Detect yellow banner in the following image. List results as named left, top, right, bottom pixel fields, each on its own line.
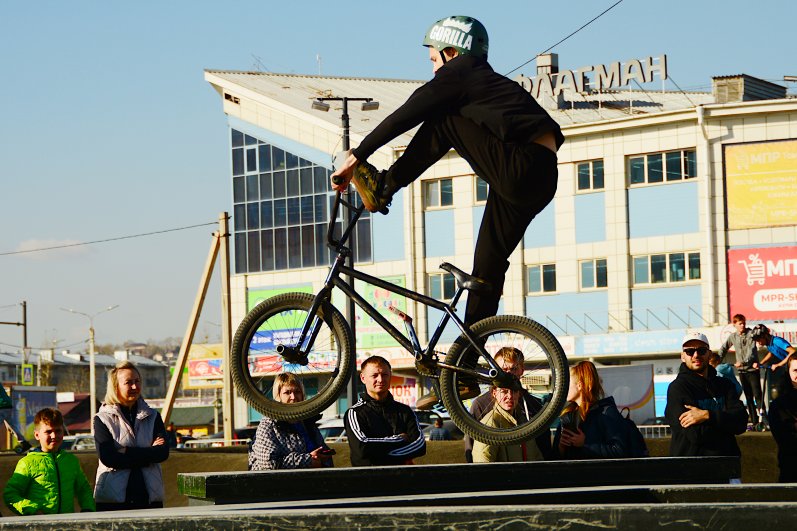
left=725, top=140, right=797, bottom=229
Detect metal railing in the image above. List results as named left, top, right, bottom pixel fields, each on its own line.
left=183, top=438, right=251, bottom=448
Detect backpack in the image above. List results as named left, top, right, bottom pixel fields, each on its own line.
left=620, top=407, right=650, bottom=458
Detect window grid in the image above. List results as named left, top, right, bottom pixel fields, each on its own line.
left=628, top=149, right=697, bottom=186
left=633, top=252, right=701, bottom=285
left=424, top=178, right=454, bottom=209
left=576, top=160, right=605, bottom=191
left=230, top=129, right=372, bottom=274
left=475, top=176, right=488, bottom=203
left=527, top=264, right=557, bottom=294
left=427, top=272, right=456, bottom=300
left=580, top=258, right=608, bottom=290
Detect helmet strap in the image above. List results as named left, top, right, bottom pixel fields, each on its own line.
left=439, top=49, right=447, bottom=65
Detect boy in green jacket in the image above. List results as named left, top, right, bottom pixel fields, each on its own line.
left=3, top=408, right=95, bottom=515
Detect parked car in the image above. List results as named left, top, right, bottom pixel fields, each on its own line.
left=190, top=425, right=258, bottom=447
left=61, top=434, right=96, bottom=452
left=317, top=417, right=347, bottom=443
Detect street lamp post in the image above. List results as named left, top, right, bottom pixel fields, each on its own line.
left=61, top=305, right=119, bottom=433
left=312, top=96, right=379, bottom=408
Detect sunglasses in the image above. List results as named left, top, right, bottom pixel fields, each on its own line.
left=684, top=347, right=710, bottom=357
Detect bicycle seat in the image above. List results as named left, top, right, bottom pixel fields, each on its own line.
left=439, top=263, right=491, bottom=294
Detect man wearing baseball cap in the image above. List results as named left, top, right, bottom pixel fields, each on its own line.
left=665, top=332, right=747, bottom=457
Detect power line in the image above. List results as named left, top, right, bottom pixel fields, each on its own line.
left=505, top=0, right=625, bottom=77
left=0, top=221, right=218, bottom=257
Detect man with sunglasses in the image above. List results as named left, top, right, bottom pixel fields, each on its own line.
left=665, top=332, right=747, bottom=457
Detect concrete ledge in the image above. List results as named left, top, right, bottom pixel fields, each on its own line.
left=178, top=456, right=740, bottom=505
left=2, top=500, right=797, bottom=530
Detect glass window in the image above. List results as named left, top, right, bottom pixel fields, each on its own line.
left=592, top=160, right=604, bottom=189
left=580, top=260, right=595, bottom=288
left=233, top=176, right=245, bottom=203
left=258, top=145, right=271, bottom=172
left=244, top=134, right=257, bottom=146
left=247, top=231, right=260, bottom=272
left=528, top=264, right=556, bottom=293
left=273, top=148, right=285, bottom=170
left=286, top=169, right=300, bottom=197
left=527, top=266, right=542, bottom=293
left=287, top=197, right=300, bottom=225
left=285, top=152, right=298, bottom=169
left=315, top=224, right=328, bottom=266
left=596, top=258, right=608, bottom=288
left=665, top=152, right=682, bottom=181
left=300, top=168, right=313, bottom=195
left=688, top=252, right=701, bottom=279
left=246, top=203, right=260, bottom=230
left=233, top=204, right=246, bottom=232
left=301, top=225, right=315, bottom=268
left=288, top=227, right=301, bottom=269
left=685, top=150, right=697, bottom=178
left=425, top=180, right=439, bottom=207
left=232, top=148, right=244, bottom=176
left=260, top=201, right=273, bottom=229
left=274, top=228, right=287, bottom=269
left=629, top=157, right=645, bottom=184
left=633, top=257, right=649, bottom=284
left=475, top=176, right=488, bottom=202
left=272, top=171, right=286, bottom=198
left=428, top=273, right=456, bottom=299
left=234, top=233, right=247, bottom=273
left=260, top=229, right=274, bottom=271
left=669, top=253, right=685, bottom=281
left=647, top=154, right=663, bottom=183
left=577, top=163, right=591, bottom=190
left=259, top=174, right=272, bottom=200
left=246, top=174, right=259, bottom=202
left=231, top=129, right=243, bottom=148
left=300, top=196, right=314, bottom=224
left=440, top=179, right=453, bottom=206
left=542, top=264, right=556, bottom=292
left=356, top=219, right=371, bottom=263
left=313, top=167, right=328, bottom=193
left=246, top=148, right=257, bottom=173
left=273, top=198, right=287, bottom=226
left=650, top=254, right=667, bottom=283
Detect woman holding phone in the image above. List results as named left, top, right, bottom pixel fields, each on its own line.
left=553, top=361, right=630, bottom=459
left=248, top=373, right=334, bottom=470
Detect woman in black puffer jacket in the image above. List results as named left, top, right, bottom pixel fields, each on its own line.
left=553, top=361, right=630, bottom=459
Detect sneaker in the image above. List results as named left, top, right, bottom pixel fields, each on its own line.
left=746, top=423, right=755, bottom=432
left=350, top=160, right=390, bottom=215
left=16, top=440, right=32, bottom=454
left=416, top=380, right=481, bottom=410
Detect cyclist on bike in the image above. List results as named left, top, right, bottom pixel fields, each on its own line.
left=332, top=16, right=563, bottom=402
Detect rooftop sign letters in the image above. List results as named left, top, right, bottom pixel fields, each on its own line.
left=517, top=55, right=668, bottom=98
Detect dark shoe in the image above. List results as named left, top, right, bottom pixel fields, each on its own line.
left=416, top=380, right=481, bottom=410
left=16, top=440, right=32, bottom=454
left=351, top=161, right=390, bottom=214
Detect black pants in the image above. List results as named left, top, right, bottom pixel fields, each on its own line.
left=385, top=114, right=559, bottom=325
left=739, top=369, right=764, bottom=424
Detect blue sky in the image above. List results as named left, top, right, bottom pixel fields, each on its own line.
left=1, top=0, right=794, bottom=351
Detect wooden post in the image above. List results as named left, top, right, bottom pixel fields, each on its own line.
left=219, top=213, right=235, bottom=441
left=161, top=228, right=220, bottom=425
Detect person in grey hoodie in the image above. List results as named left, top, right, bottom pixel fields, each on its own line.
left=717, top=314, right=764, bottom=428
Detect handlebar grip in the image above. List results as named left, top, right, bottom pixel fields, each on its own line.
left=331, top=175, right=344, bottom=185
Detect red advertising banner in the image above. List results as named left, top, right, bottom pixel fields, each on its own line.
left=728, top=246, right=797, bottom=320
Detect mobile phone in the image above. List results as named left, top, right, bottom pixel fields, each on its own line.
left=319, top=448, right=336, bottom=456
left=561, top=411, right=580, bottom=432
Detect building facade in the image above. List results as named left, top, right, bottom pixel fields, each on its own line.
left=206, top=53, right=797, bottom=423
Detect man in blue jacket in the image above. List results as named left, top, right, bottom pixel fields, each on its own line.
left=665, top=332, right=747, bottom=456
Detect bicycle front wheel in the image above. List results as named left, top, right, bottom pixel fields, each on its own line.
left=440, top=315, right=569, bottom=445
left=230, top=292, right=354, bottom=421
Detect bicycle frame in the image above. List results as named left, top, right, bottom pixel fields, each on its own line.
left=287, top=190, right=505, bottom=382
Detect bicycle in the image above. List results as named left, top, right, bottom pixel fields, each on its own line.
left=230, top=185, right=569, bottom=445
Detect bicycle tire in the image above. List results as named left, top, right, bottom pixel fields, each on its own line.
left=440, top=315, right=569, bottom=445
left=230, top=292, right=354, bottom=421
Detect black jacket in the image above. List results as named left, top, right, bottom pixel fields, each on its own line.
left=665, top=364, right=747, bottom=457
left=769, top=384, right=797, bottom=482
left=344, top=392, right=426, bottom=466
left=553, top=396, right=629, bottom=459
left=352, top=55, right=564, bottom=163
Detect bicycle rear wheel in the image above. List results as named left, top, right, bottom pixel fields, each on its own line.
left=440, top=315, right=569, bottom=445
left=230, top=292, right=354, bottom=421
